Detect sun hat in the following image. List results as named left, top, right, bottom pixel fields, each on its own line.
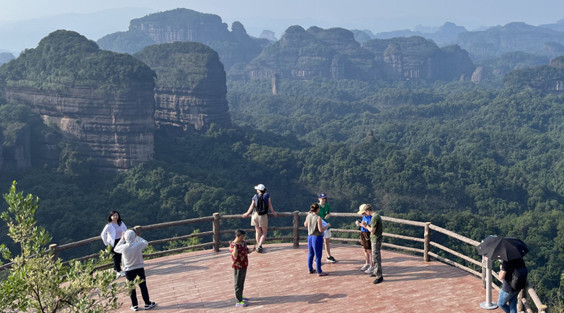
left=254, top=184, right=266, bottom=191
left=357, top=204, right=372, bottom=215
left=318, top=193, right=327, bottom=199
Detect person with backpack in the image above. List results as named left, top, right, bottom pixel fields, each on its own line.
left=497, top=257, right=528, bottom=313
left=242, top=184, right=278, bottom=253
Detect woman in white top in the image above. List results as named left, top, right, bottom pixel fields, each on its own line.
left=100, top=210, right=127, bottom=277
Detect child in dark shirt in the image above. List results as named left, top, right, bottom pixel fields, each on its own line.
left=230, top=229, right=256, bottom=307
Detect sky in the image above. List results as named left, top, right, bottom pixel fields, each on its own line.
left=1, top=0, right=564, bottom=53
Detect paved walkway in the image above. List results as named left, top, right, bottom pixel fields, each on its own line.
left=115, top=243, right=497, bottom=313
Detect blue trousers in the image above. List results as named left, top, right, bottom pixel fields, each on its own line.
left=498, top=289, right=519, bottom=313
left=307, top=235, right=324, bottom=273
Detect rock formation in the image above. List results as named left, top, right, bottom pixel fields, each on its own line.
left=364, top=36, right=475, bottom=81
left=0, top=30, right=156, bottom=172
left=134, top=42, right=231, bottom=133
left=98, top=8, right=269, bottom=70
left=233, top=26, right=382, bottom=81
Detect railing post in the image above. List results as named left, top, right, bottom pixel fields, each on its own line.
left=133, top=225, right=142, bottom=236
left=212, top=213, right=220, bottom=252
left=49, top=244, right=58, bottom=260
left=480, top=256, right=498, bottom=310
left=292, top=211, right=300, bottom=248
left=423, top=222, right=431, bottom=262
left=516, top=289, right=524, bottom=312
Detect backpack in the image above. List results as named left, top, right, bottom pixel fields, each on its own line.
left=510, top=267, right=528, bottom=291
left=255, top=194, right=268, bottom=215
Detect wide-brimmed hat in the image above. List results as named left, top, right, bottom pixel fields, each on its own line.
left=357, top=204, right=372, bottom=215
left=254, top=184, right=266, bottom=191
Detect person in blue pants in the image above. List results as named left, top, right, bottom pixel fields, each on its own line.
left=304, top=203, right=331, bottom=276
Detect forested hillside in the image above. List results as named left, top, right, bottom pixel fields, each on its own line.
left=1, top=74, right=563, bottom=303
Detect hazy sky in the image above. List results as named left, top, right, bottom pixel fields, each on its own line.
left=2, top=0, right=564, bottom=30
left=1, top=0, right=564, bottom=53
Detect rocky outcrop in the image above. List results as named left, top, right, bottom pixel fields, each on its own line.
left=98, top=8, right=269, bottom=70
left=0, top=30, right=156, bottom=172
left=364, top=36, right=475, bottom=81
left=504, top=57, right=564, bottom=93
left=135, top=42, right=231, bottom=133
left=232, top=26, right=383, bottom=81
left=456, top=22, right=564, bottom=60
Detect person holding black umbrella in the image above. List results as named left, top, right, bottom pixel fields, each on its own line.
left=477, top=236, right=528, bottom=313
left=498, top=257, right=527, bottom=313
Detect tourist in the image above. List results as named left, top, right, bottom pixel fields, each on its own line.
left=497, top=257, right=528, bottom=313
left=114, top=230, right=157, bottom=311
left=305, top=203, right=331, bottom=276
left=355, top=205, right=373, bottom=273
left=318, top=193, right=337, bottom=263
left=359, top=204, right=384, bottom=284
left=242, top=184, right=278, bottom=253
left=230, top=229, right=256, bottom=307
left=100, top=210, right=127, bottom=278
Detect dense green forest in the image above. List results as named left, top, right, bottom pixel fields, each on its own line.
left=1, top=77, right=563, bottom=305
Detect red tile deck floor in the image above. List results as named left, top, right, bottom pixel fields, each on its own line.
left=115, top=243, right=497, bottom=313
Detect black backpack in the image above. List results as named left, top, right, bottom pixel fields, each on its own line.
left=256, top=194, right=268, bottom=215
left=510, top=267, right=528, bottom=291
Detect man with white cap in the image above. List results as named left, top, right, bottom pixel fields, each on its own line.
left=242, top=184, right=278, bottom=253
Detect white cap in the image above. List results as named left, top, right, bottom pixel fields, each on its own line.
left=254, top=184, right=266, bottom=191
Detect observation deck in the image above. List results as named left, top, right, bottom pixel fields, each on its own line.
left=114, top=243, right=492, bottom=312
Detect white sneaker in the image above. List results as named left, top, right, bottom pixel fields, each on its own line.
left=120, top=271, right=126, bottom=277
left=116, top=272, right=122, bottom=279
left=365, top=266, right=375, bottom=274
left=360, top=264, right=369, bottom=271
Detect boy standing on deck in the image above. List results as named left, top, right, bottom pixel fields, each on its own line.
left=114, top=230, right=157, bottom=311
left=318, top=193, right=337, bottom=263
left=230, top=229, right=256, bottom=307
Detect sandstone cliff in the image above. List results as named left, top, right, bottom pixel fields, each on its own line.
left=363, top=36, right=475, bottom=81
left=232, top=26, right=383, bottom=81
left=98, top=8, right=269, bottom=70
left=504, top=56, right=564, bottom=93
left=0, top=30, right=156, bottom=171
left=134, top=42, right=231, bottom=133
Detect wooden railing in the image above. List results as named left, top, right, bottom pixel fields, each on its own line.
left=0, top=212, right=547, bottom=312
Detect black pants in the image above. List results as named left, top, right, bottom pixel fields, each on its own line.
left=233, top=267, right=247, bottom=302
left=125, top=268, right=151, bottom=307
left=111, top=239, right=122, bottom=272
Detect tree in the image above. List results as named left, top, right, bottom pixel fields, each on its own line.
left=0, top=181, right=131, bottom=313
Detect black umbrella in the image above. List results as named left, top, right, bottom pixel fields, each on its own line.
left=477, top=236, right=529, bottom=261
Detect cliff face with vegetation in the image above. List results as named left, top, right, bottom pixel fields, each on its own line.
left=234, top=27, right=475, bottom=82
left=504, top=56, right=564, bottom=93
left=135, top=42, right=231, bottom=133
left=0, top=30, right=156, bottom=171
left=98, top=8, right=269, bottom=70
left=363, top=36, right=475, bottom=81
left=233, top=26, right=385, bottom=81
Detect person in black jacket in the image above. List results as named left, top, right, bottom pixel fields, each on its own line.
left=497, top=257, right=527, bottom=313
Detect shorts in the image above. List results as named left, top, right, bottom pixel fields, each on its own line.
left=251, top=212, right=268, bottom=227
left=323, top=228, right=332, bottom=239
left=360, top=231, right=372, bottom=249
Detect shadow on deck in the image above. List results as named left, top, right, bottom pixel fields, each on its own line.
left=115, top=243, right=496, bottom=313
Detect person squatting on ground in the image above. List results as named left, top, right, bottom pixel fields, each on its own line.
left=305, top=203, right=331, bottom=276
left=114, top=229, right=157, bottom=311
left=318, top=193, right=337, bottom=263
left=100, top=210, right=127, bottom=278
left=230, top=229, right=256, bottom=307
left=497, top=257, right=528, bottom=313
left=242, top=184, right=277, bottom=253
left=355, top=205, right=373, bottom=273
left=359, top=204, right=384, bottom=284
